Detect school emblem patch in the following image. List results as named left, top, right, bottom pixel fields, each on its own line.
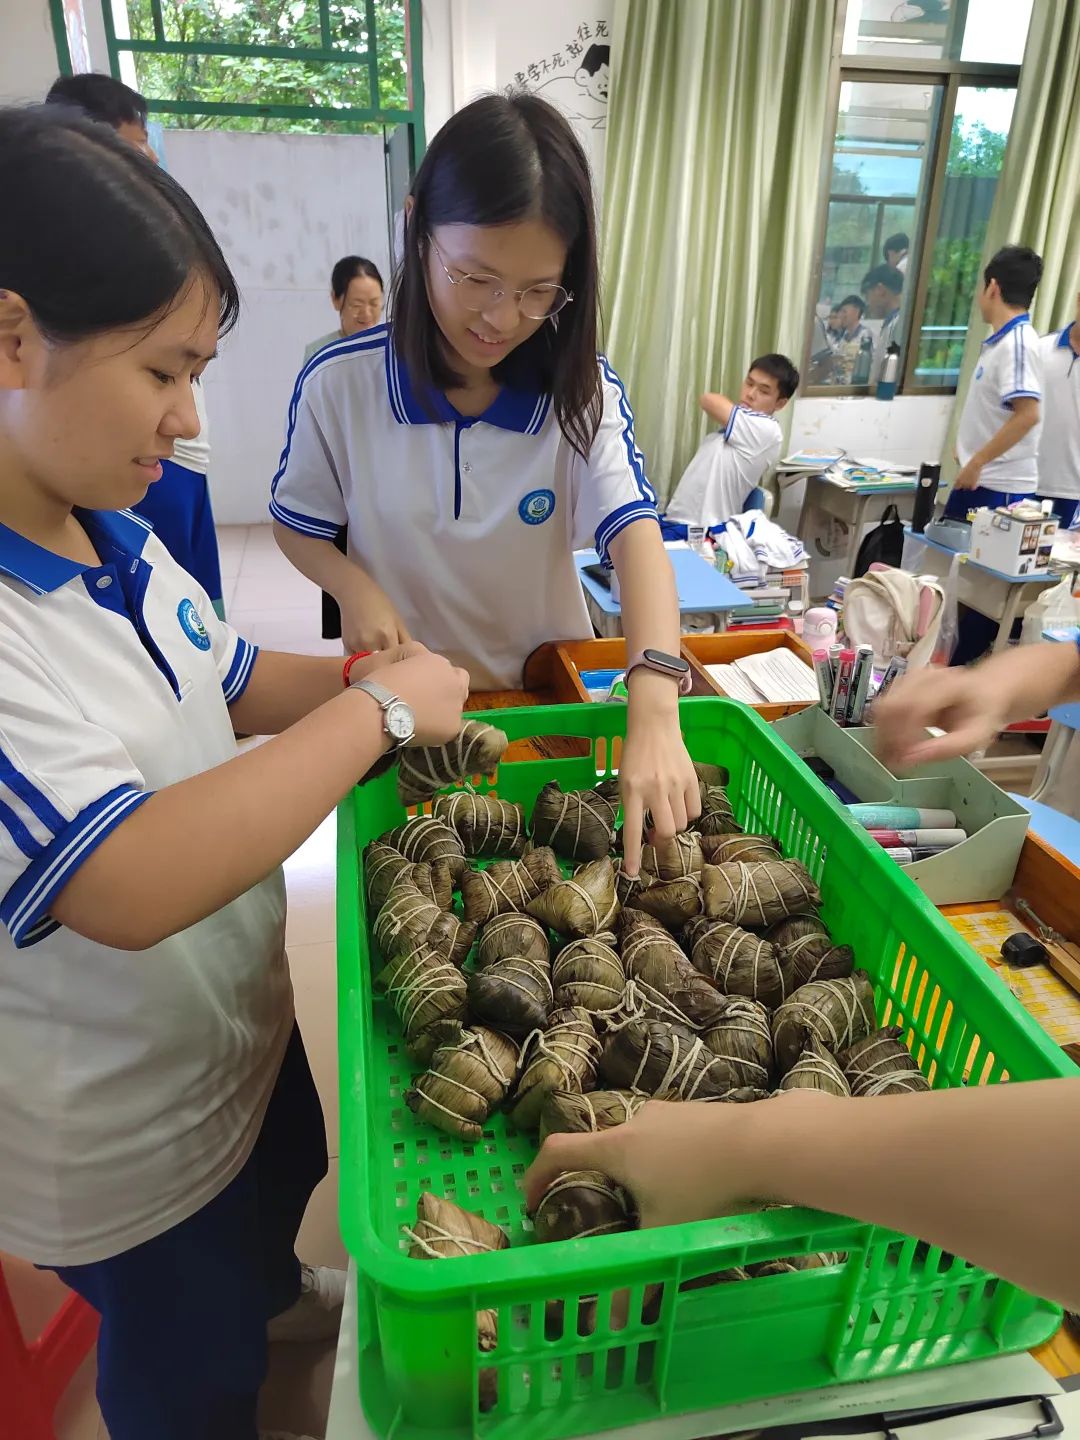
left=177, top=598, right=211, bottom=650
left=519, top=489, right=556, bottom=525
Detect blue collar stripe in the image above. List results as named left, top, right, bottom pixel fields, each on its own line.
left=267, top=496, right=341, bottom=540
left=1058, top=324, right=1074, bottom=350
left=526, top=393, right=549, bottom=435
left=0, top=506, right=154, bottom=593
left=384, top=328, right=548, bottom=433
left=984, top=313, right=1030, bottom=346
left=599, top=355, right=656, bottom=505
left=271, top=328, right=392, bottom=496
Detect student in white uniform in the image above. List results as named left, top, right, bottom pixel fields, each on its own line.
left=273, top=92, right=699, bottom=867
left=883, top=231, right=909, bottom=275
left=946, top=245, right=1043, bottom=517
left=861, top=263, right=904, bottom=382
left=1036, top=292, right=1080, bottom=529
left=0, top=107, right=468, bottom=1440
left=663, top=354, right=799, bottom=533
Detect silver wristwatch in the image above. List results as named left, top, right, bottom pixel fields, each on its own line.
left=350, top=678, right=416, bottom=749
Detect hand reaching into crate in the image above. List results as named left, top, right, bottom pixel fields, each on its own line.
left=525, top=1082, right=1080, bottom=1310
left=874, top=640, right=1080, bottom=770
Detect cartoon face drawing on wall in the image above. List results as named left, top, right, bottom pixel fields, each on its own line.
left=575, top=44, right=610, bottom=103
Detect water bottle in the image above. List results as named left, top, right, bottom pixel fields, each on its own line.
left=853, top=333, right=874, bottom=386
left=876, top=343, right=901, bottom=401
left=911, top=462, right=941, bottom=533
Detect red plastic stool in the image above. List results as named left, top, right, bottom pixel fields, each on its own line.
left=0, top=1259, right=99, bottom=1440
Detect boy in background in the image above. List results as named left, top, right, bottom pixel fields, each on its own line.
left=664, top=354, right=799, bottom=533
left=861, top=263, right=904, bottom=381
left=45, top=72, right=224, bottom=616
left=946, top=244, right=1043, bottom=516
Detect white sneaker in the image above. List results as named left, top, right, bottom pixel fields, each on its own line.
left=267, top=1263, right=347, bottom=1343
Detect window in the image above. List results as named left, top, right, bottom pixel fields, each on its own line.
left=53, top=0, right=424, bottom=139
left=804, top=0, right=1032, bottom=396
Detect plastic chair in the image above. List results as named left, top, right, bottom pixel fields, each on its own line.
left=0, top=1260, right=99, bottom=1440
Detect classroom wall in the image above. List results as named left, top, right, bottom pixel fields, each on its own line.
left=163, top=129, right=391, bottom=526
left=0, top=0, right=62, bottom=103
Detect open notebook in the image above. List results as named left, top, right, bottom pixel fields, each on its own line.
left=707, top=648, right=818, bottom=706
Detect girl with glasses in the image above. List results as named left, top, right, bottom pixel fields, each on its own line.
left=272, top=92, right=698, bottom=868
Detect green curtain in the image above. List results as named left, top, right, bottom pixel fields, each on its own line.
left=940, top=0, right=1080, bottom=486
left=601, top=0, right=837, bottom=505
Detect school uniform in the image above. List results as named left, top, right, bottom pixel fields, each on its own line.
left=664, top=405, right=782, bottom=532
left=270, top=323, right=660, bottom=689
left=1036, top=323, right=1080, bottom=529
left=131, top=381, right=226, bottom=617
left=0, top=510, right=325, bottom=1440
left=947, top=312, right=1043, bottom=518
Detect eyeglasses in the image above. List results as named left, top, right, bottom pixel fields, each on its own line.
left=429, top=237, right=573, bottom=321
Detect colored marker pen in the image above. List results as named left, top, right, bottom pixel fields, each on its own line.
left=867, top=828, right=966, bottom=848
left=847, top=804, right=957, bottom=830
left=846, top=644, right=874, bottom=724
left=812, top=648, right=834, bottom=708
left=829, top=648, right=856, bottom=723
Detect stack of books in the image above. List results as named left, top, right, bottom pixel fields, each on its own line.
left=726, top=565, right=809, bottom=631
left=827, top=575, right=850, bottom=613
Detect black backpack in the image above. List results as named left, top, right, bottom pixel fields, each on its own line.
left=853, top=504, right=904, bottom=577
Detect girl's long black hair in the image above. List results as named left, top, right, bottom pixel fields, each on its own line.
left=0, top=105, right=239, bottom=343
left=391, top=91, right=602, bottom=459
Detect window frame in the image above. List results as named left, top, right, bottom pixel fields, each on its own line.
left=50, top=0, right=425, bottom=154
left=803, top=12, right=1022, bottom=400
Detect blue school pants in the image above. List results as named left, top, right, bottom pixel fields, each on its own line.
left=49, top=1024, right=327, bottom=1440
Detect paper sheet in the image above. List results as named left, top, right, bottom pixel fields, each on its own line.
left=708, top=650, right=819, bottom=705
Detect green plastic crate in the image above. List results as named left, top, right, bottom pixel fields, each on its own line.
left=337, top=699, right=1073, bottom=1440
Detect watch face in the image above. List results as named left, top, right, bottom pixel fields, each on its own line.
left=385, top=700, right=415, bottom=742
left=643, top=647, right=690, bottom=675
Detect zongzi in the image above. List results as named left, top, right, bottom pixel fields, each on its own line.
left=702, top=859, right=821, bottom=928
left=551, top=936, right=625, bottom=1016
left=475, top=913, right=550, bottom=970
left=772, top=971, right=877, bottom=1074
left=532, top=1169, right=635, bottom=1243
left=527, top=857, right=619, bottom=938
left=600, top=1018, right=737, bottom=1099
left=381, top=818, right=466, bottom=883
left=397, top=720, right=508, bottom=805
left=459, top=847, right=560, bottom=925
left=766, top=914, right=855, bottom=988
left=699, top=833, right=781, bottom=865
left=682, top=915, right=791, bottom=1009
left=373, top=872, right=475, bottom=967
left=467, top=955, right=553, bottom=1036
left=529, top=780, right=618, bottom=860
left=406, top=1026, right=520, bottom=1139
left=433, top=791, right=527, bottom=858
left=512, top=1007, right=602, bottom=1130
left=778, top=1037, right=851, bottom=1095
left=839, top=1026, right=929, bottom=1096
left=538, top=1088, right=647, bottom=1144
left=619, top=909, right=728, bottom=1029
left=700, top=996, right=773, bottom=1089
left=405, top=1191, right=509, bottom=1258
left=378, top=942, right=468, bottom=1063
left=641, top=832, right=704, bottom=880
left=626, top=874, right=702, bottom=929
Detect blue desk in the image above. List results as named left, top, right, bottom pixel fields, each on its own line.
left=903, top=527, right=1059, bottom=653
left=795, top=471, right=916, bottom=586
left=574, top=547, right=748, bottom=638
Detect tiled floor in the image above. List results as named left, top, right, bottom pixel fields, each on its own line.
left=4, top=526, right=344, bottom=1439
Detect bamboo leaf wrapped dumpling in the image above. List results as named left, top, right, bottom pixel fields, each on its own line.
left=406, top=1025, right=520, bottom=1139
left=378, top=942, right=468, bottom=1064
left=700, top=833, right=781, bottom=865
left=538, top=1088, right=647, bottom=1144
left=625, top=874, right=702, bottom=930
left=619, top=909, right=728, bottom=1030
left=432, top=791, right=527, bottom=858
left=694, top=782, right=742, bottom=837
left=701, top=996, right=774, bottom=1090
left=467, top=955, right=553, bottom=1036
left=778, top=1037, right=851, bottom=1095
left=772, top=971, right=877, bottom=1074
left=475, top=913, right=550, bottom=970
left=529, top=779, right=619, bottom=860
left=406, top=1191, right=509, bottom=1258
left=640, top=832, right=704, bottom=880
left=532, top=1169, right=635, bottom=1243
left=397, top=720, right=508, bottom=806
left=600, top=1018, right=737, bottom=1099
left=364, top=842, right=414, bottom=913
left=682, top=915, right=792, bottom=1010
left=527, top=857, right=619, bottom=938
left=702, top=859, right=821, bottom=928
left=459, top=847, right=561, bottom=926
left=766, top=914, right=855, bottom=988
left=551, top=936, right=625, bottom=1017
left=380, top=818, right=467, bottom=883
left=839, top=1026, right=930, bottom=1096
left=511, top=1007, right=602, bottom=1130
left=373, top=872, right=475, bottom=967
left=615, top=867, right=653, bottom=909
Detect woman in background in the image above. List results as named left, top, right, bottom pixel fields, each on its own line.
left=305, top=256, right=386, bottom=635
left=304, top=255, right=384, bottom=361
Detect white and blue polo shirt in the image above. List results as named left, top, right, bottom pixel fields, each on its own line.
left=666, top=405, right=783, bottom=528
left=270, top=324, right=660, bottom=689
left=957, top=312, right=1043, bottom=493
left=0, top=509, right=292, bottom=1265
left=1037, top=324, right=1080, bottom=502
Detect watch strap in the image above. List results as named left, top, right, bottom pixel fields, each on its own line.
left=626, top=649, right=693, bottom=695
